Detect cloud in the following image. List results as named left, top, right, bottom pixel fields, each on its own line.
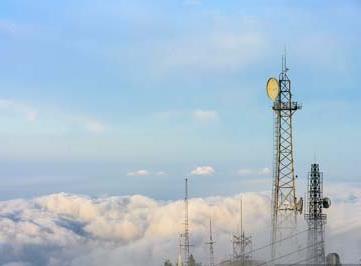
left=56, top=115, right=107, bottom=135
left=156, top=171, right=167, bottom=176
left=127, top=170, right=167, bottom=177
left=191, top=166, right=215, bottom=176
left=0, top=20, right=17, bottom=35
left=82, top=119, right=106, bottom=134
left=0, top=99, right=38, bottom=122
left=237, top=167, right=271, bottom=177
left=0, top=98, right=107, bottom=135
left=0, top=186, right=360, bottom=265
left=158, top=29, right=267, bottom=72
left=0, top=20, right=35, bottom=38
left=182, top=0, right=201, bottom=6
left=127, top=170, right=150, bottom=176
left=0, top=184, right=360, bottom=265
left=153, top=109, right=220, bottom=126
left=192, top=110, right=219, bottom=123
left=69, top=115, right=107, bottom=134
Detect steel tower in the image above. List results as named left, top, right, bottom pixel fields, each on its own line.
left=232, top=198, right=253, bottom=263
left=269, top=56, right=302, bottom=259
left=181, top=178, right=191, bottom=266
left=177, top=236, right=183, bottom=266
left=205, top=219, right=215, bottom=266
left=305, top=163, right=330, bottom=264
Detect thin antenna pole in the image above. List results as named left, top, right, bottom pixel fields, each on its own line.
left=240, top=197, right=243, bottom=236
left=184, top=178, right=190, bottom=266
left=284, top=46, right=287, bottom=72
left=178, top=235, right=183, bottom=266
left=282, top=46, right=288, bottom=73
left=206, top=218, right=215, bottom=266
left=240, top=197, right=245, bottom=264
left=209, top=219, right=211, bottom=240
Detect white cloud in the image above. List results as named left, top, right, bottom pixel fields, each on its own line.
left=0, top=20, right=17, bottom=35
left=192, top=109, right=219, bottom=123
left=156, top=171, right=167, bottom=176
left=0, top=186, right=359, bottom=265
left=259, top=167, right=271, bottom=175
left=127, top=170, right=167, bottom=177
left=83, top=119, right=106, bottom=134
left=237, top=168, right=253, bottom=176
left=158, top=29, right=267, bottom=72
left=127, top=170, right=150, bottom=176
left=183, top=0, right=201, bottom=6
left=154, top=109, right=219, bottom=124
left=0, top=99, right=108, bottom=135
left=127, top=169, right=167, bottom=176
left=69, top=115, right=107, bottom=134
left=191, top=166, right=215, bottom=176
left=237, top=167, right=271, bottom=176
left=0, top=99, right=38, bottom=122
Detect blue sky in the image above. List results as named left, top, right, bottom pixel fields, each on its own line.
left=0, top=0, right=360, bottom=200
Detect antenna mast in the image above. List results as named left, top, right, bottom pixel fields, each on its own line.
left=305, top=163, right=330, bottom=264
left=205, top=219, right=215, bottom=266
left=181, top=178, right=191, bottom=266
left=232, top=197, right=253, bottom=263
left=270, top=53, right=302, bottom=260
left=177, top=235, right=183, bottom=266
left=240, top=197, right=243, bottom=237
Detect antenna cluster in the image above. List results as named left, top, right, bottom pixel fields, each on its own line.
left=232, top=197, right=253, bottom=264
left=168, top=53, right=339, bottom=266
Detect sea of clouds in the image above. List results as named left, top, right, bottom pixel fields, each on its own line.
left=0, top=184, right=360, bottom=266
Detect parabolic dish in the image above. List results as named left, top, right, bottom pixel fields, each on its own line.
left=266, top=77, right=280, bottom=101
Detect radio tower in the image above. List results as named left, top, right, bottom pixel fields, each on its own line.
left=305, top=163, right=330, bottom=264
left=232, top=198, right=253, bottom=263
left=205, top=219, right=215, bottom=266
left=266, top=54, right=303, bottom=259
left=177, top=235, right=183, bottom=266
left=181, top=178, right=191, bottom=266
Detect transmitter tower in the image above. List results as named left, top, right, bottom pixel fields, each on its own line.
left=305, top=163, right=330, bottom=264
left=180, top=178, right=191, bottom=266
left=232, top=198, right=253, bottom=263
left=266, top=56, right=303, bottom=259
left=205, top=219, right=215, bottom=266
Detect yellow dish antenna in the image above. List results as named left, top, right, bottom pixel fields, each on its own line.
left=266, top=77, right=280, bottom=101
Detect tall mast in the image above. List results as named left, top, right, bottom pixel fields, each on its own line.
left=178, top=235, right=183, bottom=266
left=269, top=54, right=302, bottom=260
left=205, top=219, right=215, bottom=266
left=240, top=198, right=245, bottom=265
left=183, top=178, right=190, bottom=266
left=232, top=196, right=252, bottom=263
left=305, top=163, right=330, bottom=264
left=240, top=197, right=243, bottom=236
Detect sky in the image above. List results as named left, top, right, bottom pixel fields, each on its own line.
left=0, top=0, right=360, bottom=200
